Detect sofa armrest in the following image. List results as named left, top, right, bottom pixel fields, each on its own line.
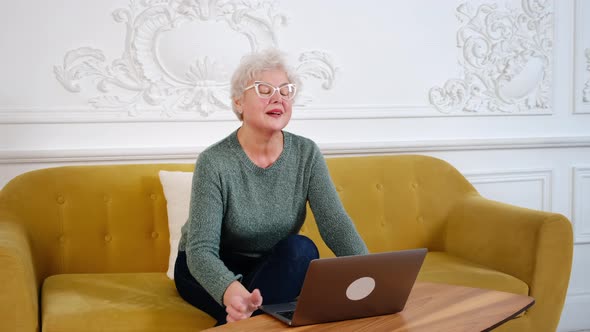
left=445, top=195, right=573, bottom=331
left=0, top=221, right=39, bottom=332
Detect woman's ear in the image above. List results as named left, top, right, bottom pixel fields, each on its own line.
left=234, top=97, right=242, bottom=113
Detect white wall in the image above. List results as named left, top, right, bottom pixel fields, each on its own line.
left=1, top=0, right=589, bottom=330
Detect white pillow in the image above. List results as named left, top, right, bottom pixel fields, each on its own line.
left=159, top=170, right=193, bottom=279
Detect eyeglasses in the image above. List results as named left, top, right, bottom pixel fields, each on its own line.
left=244, top=81, right=297, bottom=100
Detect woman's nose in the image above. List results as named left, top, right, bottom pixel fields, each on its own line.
left=269, top=91, right=282, bottom=103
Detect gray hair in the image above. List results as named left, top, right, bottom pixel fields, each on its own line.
left=230, top=48, right=301, bottom=121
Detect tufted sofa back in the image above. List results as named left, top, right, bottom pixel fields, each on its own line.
left=0, top=163, right=194, bottom=285
left=0, top=155, right=477, bottom=285
left=302, top=155, right=478, bottom=257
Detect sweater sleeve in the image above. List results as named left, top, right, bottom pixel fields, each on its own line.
left=307, top=145, right=369, bottom=256
left=184, top=153, right=241, bottom=306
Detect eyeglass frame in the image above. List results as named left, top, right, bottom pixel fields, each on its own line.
left=243, top=81, right=297, bottom=100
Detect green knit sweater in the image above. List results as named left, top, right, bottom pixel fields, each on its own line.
left=178, top=130, right=368, bottom=305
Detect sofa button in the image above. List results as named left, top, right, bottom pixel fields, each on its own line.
left=150, top=193, right=157, bottom=200
left=336, top=186, right=343, bottom=192
left=104, top=234, right=112, bottom=242
left=103, top=195, right=111, bottom=203
left=412, top=183, right=419, bottom=190
left=56, top=195, right=65, bottom=204
left=58, top=235, right=66, bottom=243
left=417, top=216, right=424, bottom=223
left=151, top=232, right=159, bottom=239
left=376, top=184, right=383, bottom=190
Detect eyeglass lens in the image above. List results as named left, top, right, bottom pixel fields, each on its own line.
left=256, top=82, right=296, bottom=100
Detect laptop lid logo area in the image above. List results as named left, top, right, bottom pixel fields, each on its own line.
left=260, top=248, right=428, bottom=327
left=346, top=277, right=376, bottom=301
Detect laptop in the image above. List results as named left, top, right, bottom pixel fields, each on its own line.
left=259, top=248, right=427, bottom=326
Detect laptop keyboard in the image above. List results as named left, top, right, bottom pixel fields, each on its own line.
left=276, top=310, right=295, bottom=321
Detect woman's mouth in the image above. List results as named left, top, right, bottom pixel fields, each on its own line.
left=266, top=109, right=283, bottom=117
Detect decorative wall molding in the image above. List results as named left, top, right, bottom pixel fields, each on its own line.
left=52, top=0, right=336, bottom=118
left=0, top=103, right=552, bottom=124
left=429, top=0, right=553, bottom=114
left=1, top=136, right=589, bottom=164
left=574, top=0, right=590, bottom=114
left=573, top=167, right=590, bottom=243
left=584, top=48, right=590, bottom=103
left=0, top=0, right=561, bottom=123
left=465, top=169, right=553, bottom=211
left=565, top=290, right=590, bottom=301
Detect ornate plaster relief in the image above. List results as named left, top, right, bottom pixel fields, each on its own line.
left=429, top=0, right=553, bottom=114
left=54, top=0, right=336, bottom=117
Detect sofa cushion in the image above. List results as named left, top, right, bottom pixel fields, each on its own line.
left=158, top=170, right=194, bottom=279
left=418, top=252, right=529, bottom=296
left=42, top=273, right=214, bottom=332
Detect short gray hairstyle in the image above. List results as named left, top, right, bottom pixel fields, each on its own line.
left=230, top=48, right=301, bottom=121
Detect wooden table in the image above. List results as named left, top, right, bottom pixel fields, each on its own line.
left=203, top=282, right=534, bottom=332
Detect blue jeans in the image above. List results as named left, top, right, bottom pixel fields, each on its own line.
left=174, top=235, right=319, bottom=326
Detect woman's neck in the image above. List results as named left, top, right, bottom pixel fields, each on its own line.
left=237, top=127, right=284, bottom=169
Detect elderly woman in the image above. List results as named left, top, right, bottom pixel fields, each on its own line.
left=174, top=49, right=368, bottom=326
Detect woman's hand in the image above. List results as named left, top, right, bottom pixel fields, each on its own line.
left=223, top=281, right=263, bottom=323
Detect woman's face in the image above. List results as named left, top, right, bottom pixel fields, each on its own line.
left=236, top=68, right=294, bottom=135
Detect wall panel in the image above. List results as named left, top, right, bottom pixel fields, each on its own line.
left=573, top=167, right=590, bottom=243
left=575, top=0, right=590, bottom=114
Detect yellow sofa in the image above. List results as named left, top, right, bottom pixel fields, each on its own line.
left=0, top=155, right=573, bottom=332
